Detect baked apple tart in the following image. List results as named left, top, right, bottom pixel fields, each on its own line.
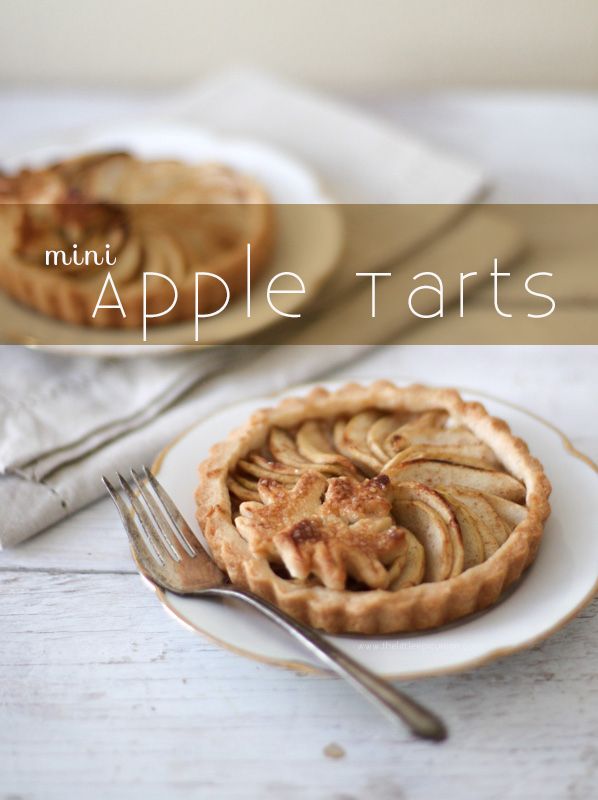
left=197, top=382, right=551, bottom=634
left=0, top=151, right=273, bottom=327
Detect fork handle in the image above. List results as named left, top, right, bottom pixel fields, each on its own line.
left=205, top=585, right=447, bottom=741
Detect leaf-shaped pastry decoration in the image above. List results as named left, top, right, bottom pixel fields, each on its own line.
left=235, top=472, right=408, bottom=590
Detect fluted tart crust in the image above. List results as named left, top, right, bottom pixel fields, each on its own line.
left=196, top=383, right=551, bottom=634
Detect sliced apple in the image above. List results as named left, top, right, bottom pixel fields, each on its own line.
left=296, top=420, right=357, bottom=475
left=418, top=435, right=500, bottom=468
left=473, top=516, right=499, bottom=561
left=249, top=453, right=308, bottom=476
left=227, top=475, right=259, bottom=502
left=384, top=458, right=526, bottom=503
left=393, top=499, right=453, bottom=582
left=388, top=530, right=425, bottom=590
left=393, top=483, right=485, bottom=577
left=86, top=231, right=142, bottom=288
left=367, top=414, right=406, bottom=462
left=120, top=160, right=190, bottom=203
left=333, top=413, right=383, bottom=475
left=148, top=230, right=187, bottom=282
left=269, top=426, right=350, bottom=477
left=76, top=152, right=136, bottom=199
left=405, top=425, right=481, bottom=447
left=482, top=492, right=528, bottom=529
left=442, top=493, right=499, bottom=562
left=232, top=472, right=260, bottom=492
left=387, top=444, right=499, bottom=471
left=397, top=425, right=500, bottom=465
left=383, top=410, right=448, bottom=455
left=441, top=485, right=511, bottom=545
left=448, top=501, right=485, bottom=569
left=392, top=481, right=464, bottom=577
left=66, top=223, right=126, bottom=278
left=393, top=410, right=448, bottom=436
left=268, top=426, right=310, bottom=467
left=237, top=458, right=299, bottom=484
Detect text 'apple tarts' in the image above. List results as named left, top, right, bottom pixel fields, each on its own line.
left=196, top=383, right=551, bottom=634
left=0, top=151, right=274, bottom=327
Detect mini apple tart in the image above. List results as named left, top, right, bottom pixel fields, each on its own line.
left=196, top=382, right=551, bottom=634
left=0, top=152, right=273, bottom=327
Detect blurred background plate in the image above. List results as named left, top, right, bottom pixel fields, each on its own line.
left=2, top=123, right=343, bottom=354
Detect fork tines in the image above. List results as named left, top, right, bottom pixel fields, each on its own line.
left=102, top=466, right=198, bottom=567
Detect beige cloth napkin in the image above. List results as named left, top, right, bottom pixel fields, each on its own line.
left=165, top=69, right=485, bottom=203
left=0, top=70, right=492, bottom=547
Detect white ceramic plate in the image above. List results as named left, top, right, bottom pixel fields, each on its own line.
left=151, top=382, right=598, bottom=678
left=2, top=123, right=343, bottom=355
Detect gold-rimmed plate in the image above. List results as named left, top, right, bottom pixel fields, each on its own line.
left=149, top=382, right=598, bottom=678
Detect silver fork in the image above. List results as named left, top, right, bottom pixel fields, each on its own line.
left=103, top=466, right=447, bottom=741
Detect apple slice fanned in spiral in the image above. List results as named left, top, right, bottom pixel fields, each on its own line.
left=385, top=444, right=501, bottom=471
left=392, top=482, right=464, bottom=578
left=294, top=421, right=357, bottom=475
left=366, top=414, right=407, bottom=461
left=481, top=492, right=528, bottom=528
left=384, top=458, right=526, bottom=503
left=388, top=530, right=426, bottom=590
left=392, top=499, right=454, bottom=582
left=439, top=486, right=511, bottom=544
left=333, top=412, right=385, bottom=475
left=268, top=427, right=311, bottom=468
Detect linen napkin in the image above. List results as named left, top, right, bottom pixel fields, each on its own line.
left=0, top=70, right=489, bottom=547
left=164, top=69, right=485, bottom=203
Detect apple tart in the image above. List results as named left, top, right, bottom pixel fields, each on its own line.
left=197, top=382, right=551, bottom=634
left=0, top=152, right=273, bottom=327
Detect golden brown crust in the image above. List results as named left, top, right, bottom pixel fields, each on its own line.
left=196, top=382, right=551, bottom=634
left=0, top=152, right=274, bottom=327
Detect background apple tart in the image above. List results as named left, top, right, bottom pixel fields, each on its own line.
left=0, top=152, right=274, bottom=326
left=197, top=382, right=551, bottom=634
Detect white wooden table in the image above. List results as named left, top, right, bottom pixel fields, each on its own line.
left=2, top=344, right=597, bottom=799
left=2, top=92, right=598, bottom=799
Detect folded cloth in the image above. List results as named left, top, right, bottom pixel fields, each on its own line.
left=0, top=70, right=488, bottom=547
left=165, top=69, right=485, bottom=203
left=0, top=346, right=243, bottom=480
